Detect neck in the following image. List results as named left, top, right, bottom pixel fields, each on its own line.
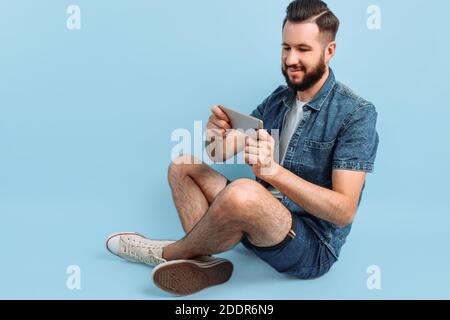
left=297, top=66, right=330, bottom=102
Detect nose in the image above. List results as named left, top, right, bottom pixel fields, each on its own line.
left=285, top=49, right=300, bottom=67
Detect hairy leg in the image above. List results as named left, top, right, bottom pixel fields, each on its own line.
left=168, top=154, right=228, bottom=233
left=163, top=178, right=293, bottom=261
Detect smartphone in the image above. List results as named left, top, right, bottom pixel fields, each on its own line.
left=219, top=106, right=264, bottom=132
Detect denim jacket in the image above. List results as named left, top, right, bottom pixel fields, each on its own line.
left=250, top=68, right=379, bottom=259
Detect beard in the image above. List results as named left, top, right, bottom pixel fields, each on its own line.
left=282, top=54, right=326, bottom=92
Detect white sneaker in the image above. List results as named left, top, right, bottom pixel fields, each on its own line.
left=105, top=232, right=176, bottom=267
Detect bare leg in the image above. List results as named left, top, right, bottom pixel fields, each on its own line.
left=163, top=178, right=293, bottom=261
left=168, top=154, right=229, bottom=233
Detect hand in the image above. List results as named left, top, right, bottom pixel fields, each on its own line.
left=206, top=105, right=232, bottom=141
left=244, top=129, right=280, bottom=178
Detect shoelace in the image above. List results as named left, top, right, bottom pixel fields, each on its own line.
left=121, top=237, right=166, bottom=265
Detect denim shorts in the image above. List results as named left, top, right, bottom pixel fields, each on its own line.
left=226, top=180, right=337, bottom=279
left=241, top=213, right=337, bottom=279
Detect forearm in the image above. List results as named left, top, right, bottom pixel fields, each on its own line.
left=263, top=164, right=355, bottom=227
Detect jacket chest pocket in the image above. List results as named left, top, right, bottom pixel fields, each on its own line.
left=300, top=138, right=336, bottom=166
left=295, top=138, right=336, bottom=184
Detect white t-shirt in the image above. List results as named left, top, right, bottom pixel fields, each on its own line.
left=268, top=98, right=307, bottom=200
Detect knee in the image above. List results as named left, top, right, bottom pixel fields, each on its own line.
left=167, top=154, right=201, bottom=182
left=221, top=178, right=262, bottom=212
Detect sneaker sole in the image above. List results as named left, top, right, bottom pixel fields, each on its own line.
left=152, top=258, right=233, bottom=296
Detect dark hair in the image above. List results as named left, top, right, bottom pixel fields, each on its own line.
left=283, top=0, right=340, bottom=44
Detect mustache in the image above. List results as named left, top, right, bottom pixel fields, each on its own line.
left=285, top=65, right=306, bottom=72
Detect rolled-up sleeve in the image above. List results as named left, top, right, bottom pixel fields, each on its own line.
left=332, top=103, right=379, bottom=172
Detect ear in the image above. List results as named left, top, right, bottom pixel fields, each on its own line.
left=324, top=41, right=336, bottom=64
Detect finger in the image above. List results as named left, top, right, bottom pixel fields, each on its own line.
left=206, top=130, right=225, bottom=140
left=245, top=146, right=270, bottom=157
left=207, top=121, right=220, bottom=129
left=211, top=105, right=231, bottom=123
left=245, top=146, right=258, bottom=155
left=207, top=122, right=224, bottom=132
left=209, top=114, right=231, bottom=130
left=212, top=118, right=232, bottom=130
left=256, top=138, right=272, bottom=153
left=246, top=137, right=272, bottom=155
left=257, top=129, right=270, bottom=141
left=247, top=151, right=272, bottom=166
left=206, top=124, right=226, bottom=138
left=246, top=129, right=258, bottom=140
left=245, top=136, right=259, bottom=147
left=206, top=127, right=224, bottom=135
left=245, top=153, right=259, bottom=165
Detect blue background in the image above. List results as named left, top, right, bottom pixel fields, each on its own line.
left=1, top=0, right=449, bottom=299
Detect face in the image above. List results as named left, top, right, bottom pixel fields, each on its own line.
left=281, top=21, right=335, bottom=92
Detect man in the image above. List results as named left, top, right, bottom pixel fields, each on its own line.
left=106, top=0, right=379, bottom=296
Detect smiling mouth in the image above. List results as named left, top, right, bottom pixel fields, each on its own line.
left=288, top=67, right=304, bottom=73
left=288, top=69, right=304, bottom=76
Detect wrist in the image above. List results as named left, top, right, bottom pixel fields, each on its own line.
left=258, top=162, right=282, bottom=183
